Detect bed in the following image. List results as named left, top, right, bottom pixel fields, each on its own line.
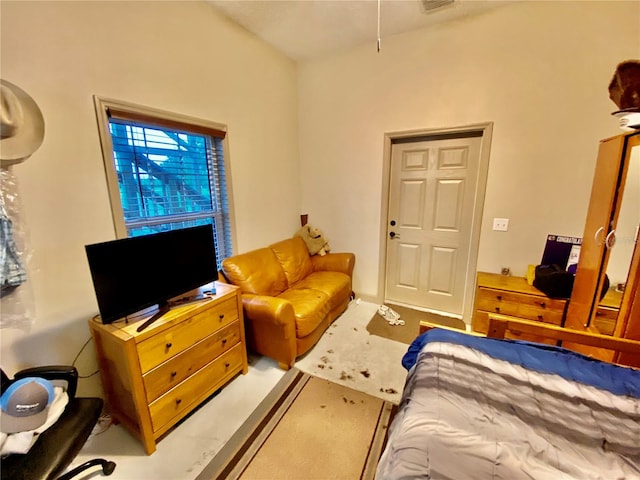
left=375, top=315, right=640, bottom=480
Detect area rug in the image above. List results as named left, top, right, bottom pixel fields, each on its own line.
left=367, top=303, right=466, bottom=344
left=294, top=299, right=408, bottom=405
left=197, top=368, right=394, bottom=480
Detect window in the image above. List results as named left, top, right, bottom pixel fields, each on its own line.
left=93, top=97, right=235, bottom=269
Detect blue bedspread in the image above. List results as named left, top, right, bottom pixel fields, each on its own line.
left=403, top=329, right=640, bottom=398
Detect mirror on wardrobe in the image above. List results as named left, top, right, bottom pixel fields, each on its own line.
left=596, top=140, right=640, bottom=332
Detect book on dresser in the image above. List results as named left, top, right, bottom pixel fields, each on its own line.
left=89, top=282, right=248, bottom=454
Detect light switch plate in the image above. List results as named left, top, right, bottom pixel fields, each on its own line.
left=493, top=218, right=509, bottom=231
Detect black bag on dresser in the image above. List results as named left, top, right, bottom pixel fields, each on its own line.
left=533, top=264, right=575, bottom=299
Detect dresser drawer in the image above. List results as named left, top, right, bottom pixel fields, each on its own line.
left=149, top=343, right=244, bottom=432
left=516, top=295, right=566, bottom=312
left=477, top=288, right=565, bottom=313
left=143, top=321, right=241, bottom=402
left=476, top=288, right=521, bottom=313
left=476, top=287, right=528, bottom=305
left=516, top=305, right=564, bottom=325
left=137, top=297, right=239, bottom=373
left=476, top=299, right=520, bottom=316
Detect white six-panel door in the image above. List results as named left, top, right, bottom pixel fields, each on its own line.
left=385, top=135, right=482, bottom=316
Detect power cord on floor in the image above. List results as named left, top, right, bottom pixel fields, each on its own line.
left=72, top=336, right=113, bottom=436
left=72, top=336, right=100, bottom=379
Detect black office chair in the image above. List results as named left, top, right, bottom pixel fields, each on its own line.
left=0, top=365, right=115, bottom=480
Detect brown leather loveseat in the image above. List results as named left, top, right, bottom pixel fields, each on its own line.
left=220, top=236, right=355, bottom=370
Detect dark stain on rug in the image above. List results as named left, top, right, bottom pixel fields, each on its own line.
left=380, top=387, right=398, bottom=394
left=360, top=369, right=370, bottom=378
left=340, top=371, right=354, bottom=381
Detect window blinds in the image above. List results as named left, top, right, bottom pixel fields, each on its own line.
left=107, top=113, right=231, bottom=268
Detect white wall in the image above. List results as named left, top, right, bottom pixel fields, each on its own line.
left=297, top=1, right=640, bottom=302
left=0, top=1, right=299, bottom=395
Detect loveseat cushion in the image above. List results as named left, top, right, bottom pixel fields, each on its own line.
left=290, top=271, right=351, bottom=311
left=221, top=247, right=288, bottom=296
left=278, top=288, right=330, bottom=338
left=270, top=237, right=313, bottom=287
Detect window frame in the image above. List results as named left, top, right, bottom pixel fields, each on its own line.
left=93, top=96, right=237, bottom=260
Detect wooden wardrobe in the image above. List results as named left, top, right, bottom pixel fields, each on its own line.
left=564, top=129, right=640, bottom=367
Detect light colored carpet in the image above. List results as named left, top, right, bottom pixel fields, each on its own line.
left=199, top=369, right=394, bottom=480
left=367, top=303, right=467, bottom=344
left=295, top=300, right=409, bottom=405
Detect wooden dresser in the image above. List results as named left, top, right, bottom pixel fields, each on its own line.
left=472, top=272, right=568, bottom=344
left=89, top=283, right=248, bottom=454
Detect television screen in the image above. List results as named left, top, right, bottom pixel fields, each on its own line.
left=85, top=225, right=218, bottom=325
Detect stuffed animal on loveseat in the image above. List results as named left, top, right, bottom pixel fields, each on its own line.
left=294, top=224, right=331, bottom=256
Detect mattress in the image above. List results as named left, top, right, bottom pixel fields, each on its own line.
left=376, top=329, right=640, bottom=480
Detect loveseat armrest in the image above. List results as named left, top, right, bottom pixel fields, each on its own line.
left=241, top=294, right=297, bottom=369
left=242, top=294, right=296, bottom=327
left=311, top=252, right=355, bottom=276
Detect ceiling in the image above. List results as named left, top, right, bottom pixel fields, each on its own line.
left=208, top=0, right=510, bottom=61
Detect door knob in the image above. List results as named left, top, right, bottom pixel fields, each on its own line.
left=389, top=231, right=400, bottom=239
left=594, top=226, right=605, bottom=245
left=605, top=230, right=616, bottom=249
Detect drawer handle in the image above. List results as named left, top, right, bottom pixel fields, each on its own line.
left=222, top=338, right=228, bottom=345
left=539, top=302, right=546, bottom=308
left=170, top=371, right=177, bottom=378
left=494, top=307, right=501, bottom=313
left=166, top=342, right=173, bottom=349
left=219, top=314, right=225, bottom=321
left=537, top=315, right=543, bottom=321
left=496, top=295, right=502, bottom=301
left=224, top=362, right=230, bottom=369
left=175, top=398, right=182, bottom=405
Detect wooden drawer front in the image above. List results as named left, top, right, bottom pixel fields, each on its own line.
left=476, top=288, right=530, bottom=316
left=516, top=306, right=564, bottom=325
left=476, top=298, right=519, bottom=316
left=143, top=322, right=241, bottom=402
left=472, top=307, right=563, bottom=333
left=477, top=288, right=565, bottom=315
left=137, top=297, right=239, bottom=373
left=515, top=295, right=566, bottom=312
left=149, top=344, right=243, bottom=433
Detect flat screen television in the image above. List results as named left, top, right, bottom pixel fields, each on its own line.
left=85, top=225, right=218, bottom=330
